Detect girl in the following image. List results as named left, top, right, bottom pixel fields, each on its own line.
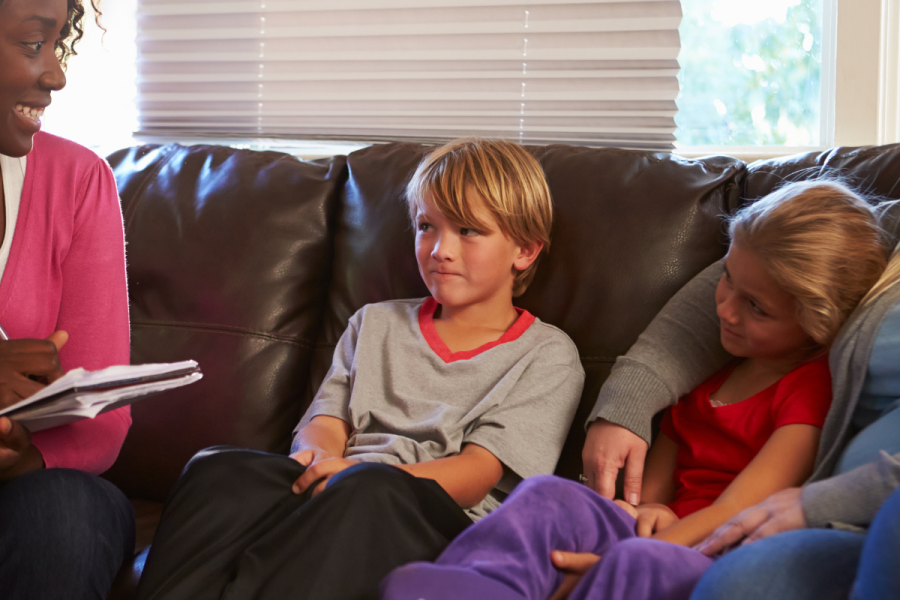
left=381, top=180, right=898, bottom=600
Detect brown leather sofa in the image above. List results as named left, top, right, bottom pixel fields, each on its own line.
left=103, top=141, right=900, bottom=598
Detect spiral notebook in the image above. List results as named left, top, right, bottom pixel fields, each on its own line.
left=0, top=360, right=202, bottom=432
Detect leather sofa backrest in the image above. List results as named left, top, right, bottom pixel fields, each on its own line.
left=105, top=144, right=345, bottom=500
left=106, top=141, right=747, bottom=499
left=747, top=144, right=900, bottom=239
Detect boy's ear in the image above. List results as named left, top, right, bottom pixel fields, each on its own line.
left=513, top=241, right=544, bottom=271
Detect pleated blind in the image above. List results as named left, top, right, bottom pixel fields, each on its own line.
left=136, top=0, right=681, bottom=150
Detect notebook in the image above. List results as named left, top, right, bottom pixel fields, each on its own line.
left=0, top=360, right=202, bottom=432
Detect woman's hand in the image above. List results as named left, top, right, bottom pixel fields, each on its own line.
left=548, top=550, right=601, bottom=600
left=582, top=419, right=648, bottom=502
left=694, top=487, right=806, bottom=556
left=0, top=331, right=68, bottom=409
left=636, top=503, right=679, bottom=537
left=0, top=416, right=43, bottom=480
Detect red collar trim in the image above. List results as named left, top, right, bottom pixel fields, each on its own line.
left=418, top=297, right=536, bottom=363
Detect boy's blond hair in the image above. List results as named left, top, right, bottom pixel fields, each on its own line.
left=729, top=180, right=898, bottom=351
left=406, top=138, right=553, bottom=297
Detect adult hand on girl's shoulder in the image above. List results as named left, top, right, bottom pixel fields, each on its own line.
left=0, top=331, right=68, bottom=409
left=0, top=416, right=43, bottom=480
left=291, top=456, right=357, bottom=496
left=548, top=550, right=601, bottom=600
left=637, top=503, right=679, bottom=537
left=582, top=419, right=648, bottom=503
left=694, top=487, right=806, bottom=556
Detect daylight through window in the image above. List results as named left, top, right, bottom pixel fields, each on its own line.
left=676, top=0, right=832, bottom=147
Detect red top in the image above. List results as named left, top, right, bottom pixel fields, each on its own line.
left=660, top=356, right=832, bottom=518
left=1, top=132, right=131, bottom=474
left=418, top=297, right=535, bottom=363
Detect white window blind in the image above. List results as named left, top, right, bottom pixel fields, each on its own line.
left=137, top=0, right=681, bottom=150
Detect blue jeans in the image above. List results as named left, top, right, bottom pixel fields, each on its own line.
left=690, top=485, right=900, bottom=600
left=853, top=483, right=900, bottom=599
left=0, top=468, right=135, bottom=600
left=836, top=397, right=900, bottom=473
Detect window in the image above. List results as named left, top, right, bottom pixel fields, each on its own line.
left=676, top=0, right=833, bottom=148
left=42, top=0, right=897, bottom=155
left=133, top=0, right=682, bottom=151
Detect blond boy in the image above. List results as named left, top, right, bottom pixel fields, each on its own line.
left=135, top=138, right=584, bottom=600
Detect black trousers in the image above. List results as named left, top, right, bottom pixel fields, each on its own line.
left=135, top=447, right=472, bottom=600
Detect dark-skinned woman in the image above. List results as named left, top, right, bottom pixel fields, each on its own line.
left=0, top=0, right=134, bottom=598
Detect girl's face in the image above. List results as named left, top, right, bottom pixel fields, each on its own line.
left=0, top=0, right=67, bottom=157
left=715, top=243, right=814, bottom=365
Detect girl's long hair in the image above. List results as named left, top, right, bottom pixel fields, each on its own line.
left=729, top=180, right=899, bottom=351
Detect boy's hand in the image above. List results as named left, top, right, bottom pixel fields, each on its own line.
left=291, top=456, right=357, bottom=496
left=290, top=447, right=327, bottom=469
left=289, top=415, right=352, bottom=494
left=694, top=487, right=806, bottom=556
left=548, top=551, right=601, bottom=600
left=636, top=503, right=679, bottom=537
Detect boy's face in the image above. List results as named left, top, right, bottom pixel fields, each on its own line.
left=414, top=189, right=538, bottom=311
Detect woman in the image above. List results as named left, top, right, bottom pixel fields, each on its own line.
left=0, top=0, right=134, bottom=598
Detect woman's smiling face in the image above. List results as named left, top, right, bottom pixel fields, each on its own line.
left=0, top=0, right=67, bottom=157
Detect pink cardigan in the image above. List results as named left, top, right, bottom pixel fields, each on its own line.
left=1, top=132, right=131, bottom=474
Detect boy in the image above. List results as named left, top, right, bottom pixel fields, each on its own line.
left=135, top=138, right=585, bottom=600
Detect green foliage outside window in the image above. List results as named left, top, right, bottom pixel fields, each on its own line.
left=676, top=0, right=823, bottom=146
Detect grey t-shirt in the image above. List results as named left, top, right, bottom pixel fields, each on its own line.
left=296, top=297, right=585, bottom=520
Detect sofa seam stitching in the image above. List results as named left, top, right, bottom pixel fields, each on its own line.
left=131, top=320, right=316, bottom=348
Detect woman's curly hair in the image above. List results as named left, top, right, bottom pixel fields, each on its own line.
left=57, top=0, right=103, bottom=66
